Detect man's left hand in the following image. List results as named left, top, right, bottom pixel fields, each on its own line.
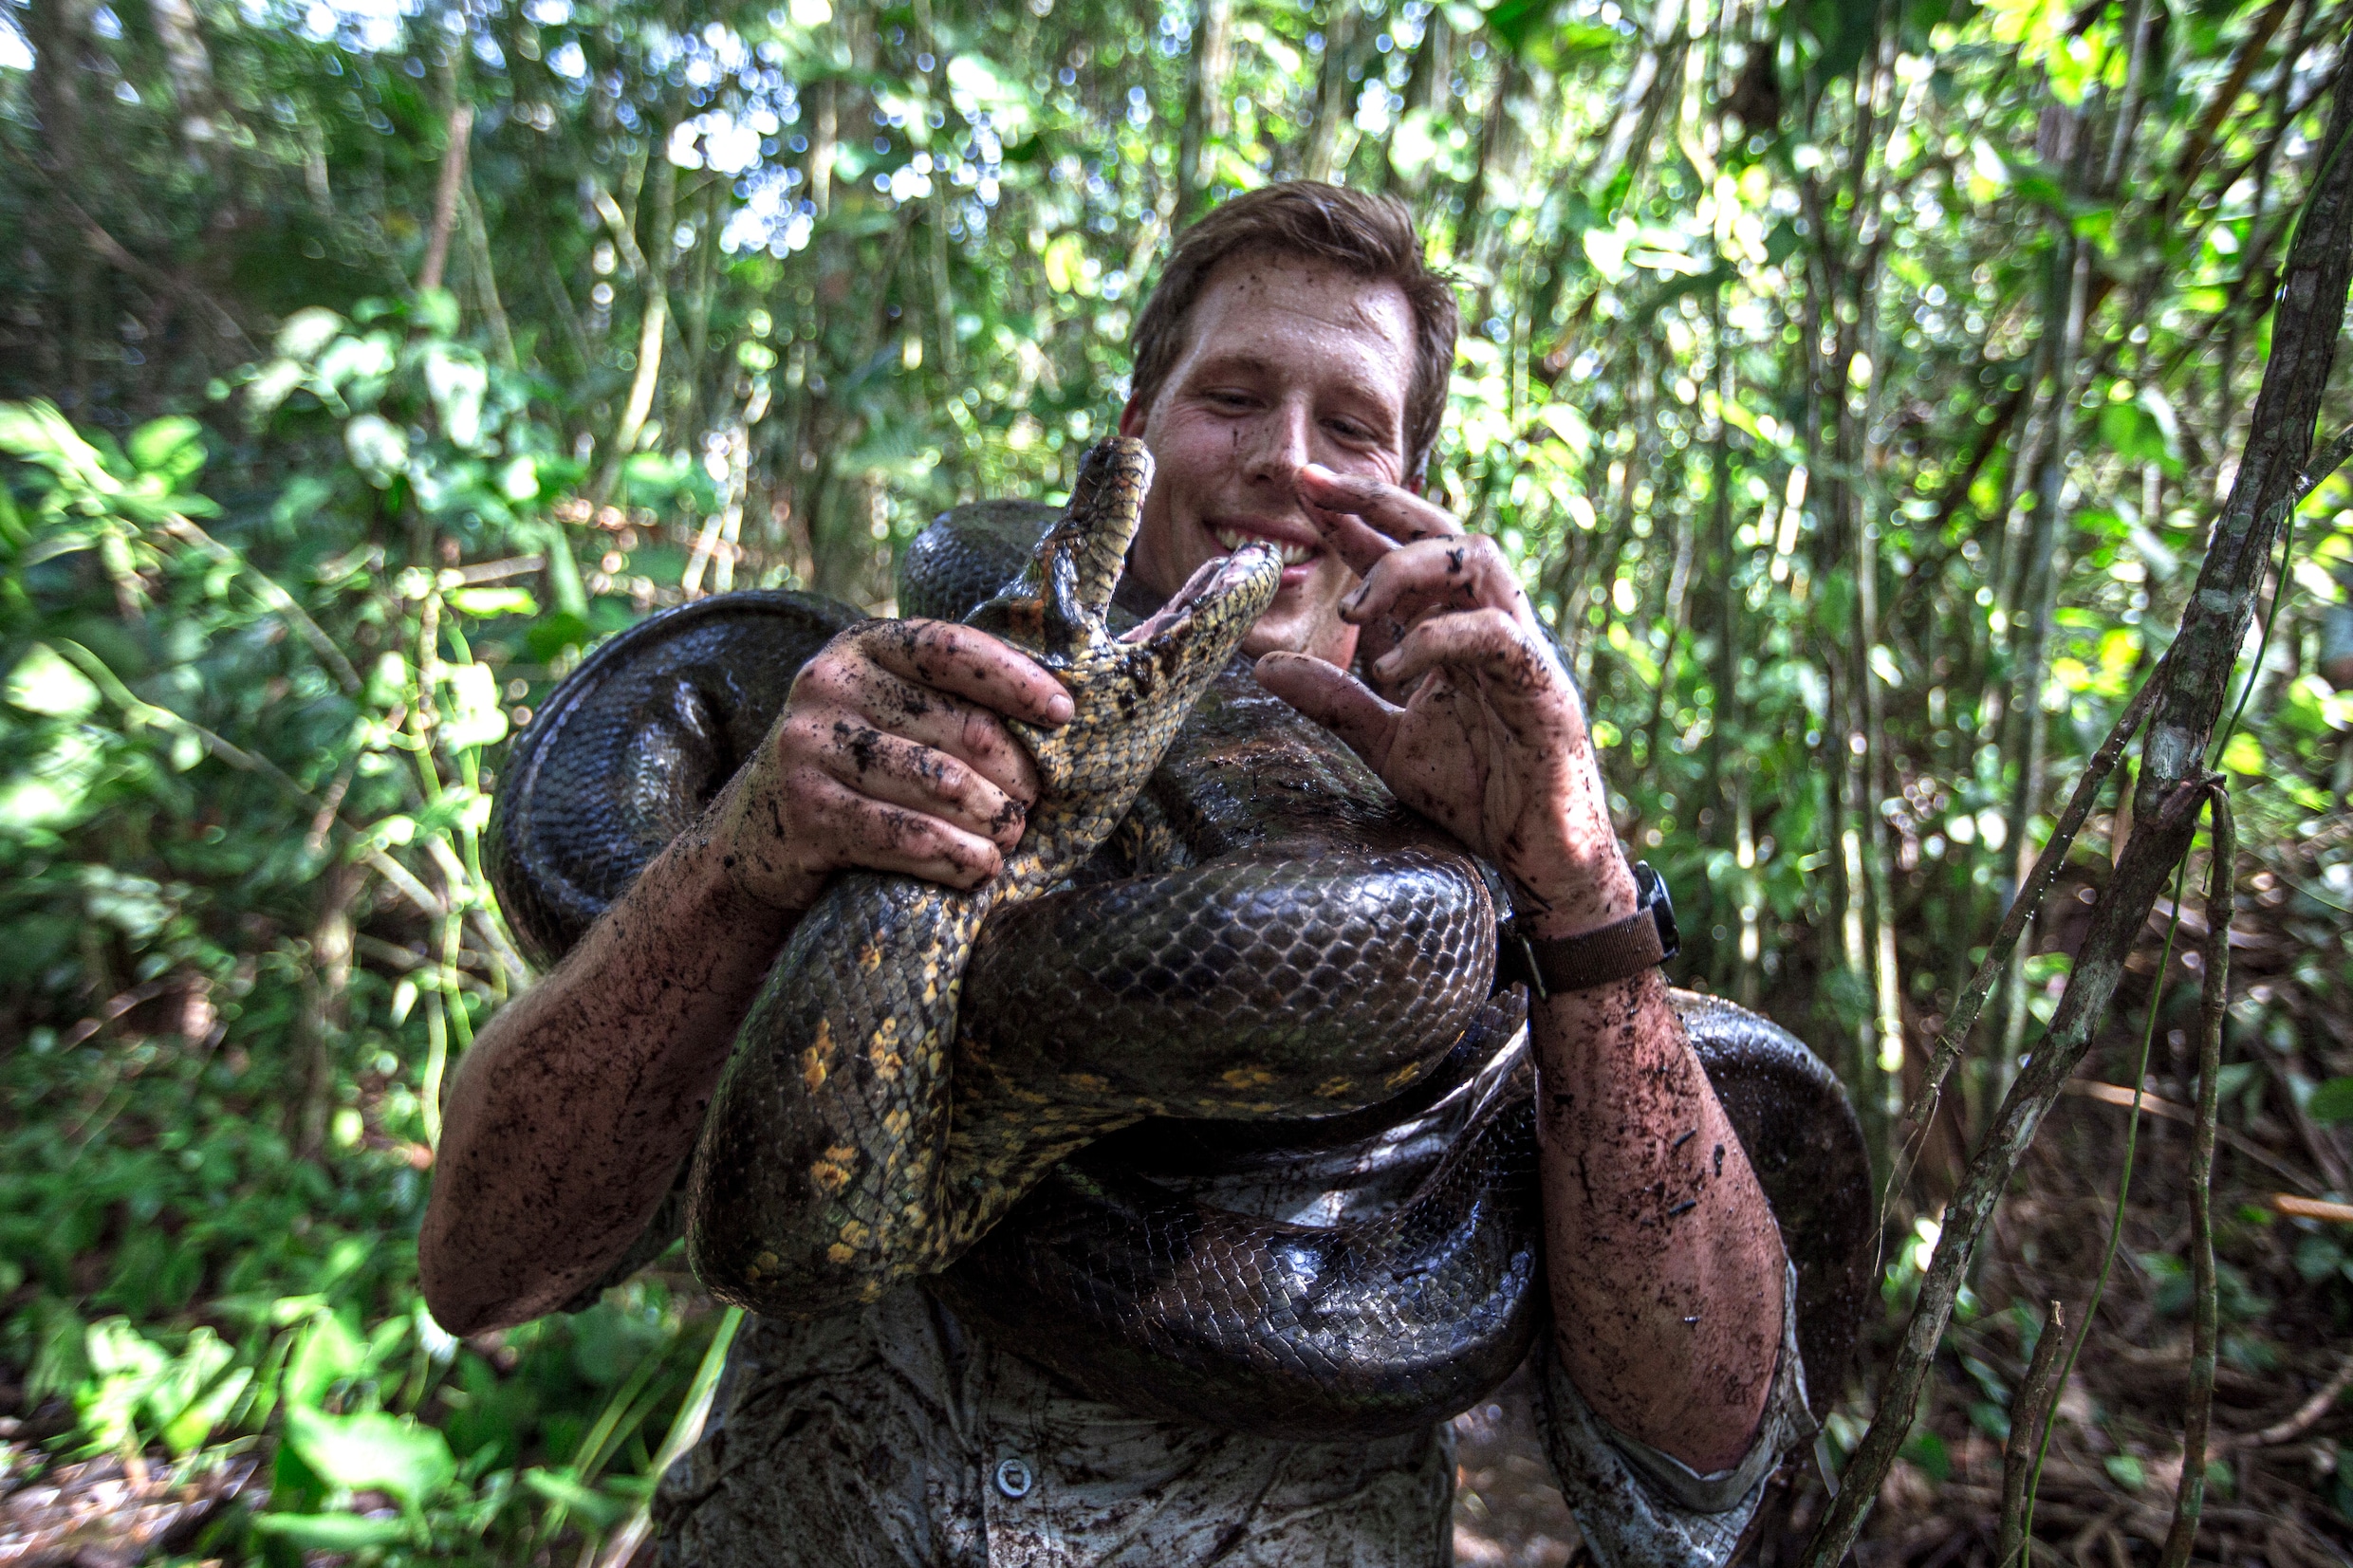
left=1255, top=465, right=1637, bottom=938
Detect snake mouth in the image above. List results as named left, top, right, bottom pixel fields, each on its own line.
left=1121, top=542, right=1284, bottom=648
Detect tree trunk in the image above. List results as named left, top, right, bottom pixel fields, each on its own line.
left=1176, top=0, right=1233, bottom=223
left=808, top=78, right=838, bottom=220
left=1380, top=9, right=1446, bottom=194
left=1298, top=5, right=1362, bottom=183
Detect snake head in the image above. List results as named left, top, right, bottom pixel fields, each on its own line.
left=967, top=435, right=1283, bottom=876
left=967, top=436, right=1152, bottom=661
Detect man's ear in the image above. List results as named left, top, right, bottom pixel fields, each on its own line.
left=1118, top=397, right=1147, bottom=439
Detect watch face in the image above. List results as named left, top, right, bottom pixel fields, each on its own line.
left=1635, top=861, right=1680, bottom=962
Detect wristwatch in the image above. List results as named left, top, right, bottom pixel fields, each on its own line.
left=1500, top=861, right=1679, bottom=1000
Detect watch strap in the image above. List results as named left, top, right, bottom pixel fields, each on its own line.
left=1503, top=863, right=1677, bottom=998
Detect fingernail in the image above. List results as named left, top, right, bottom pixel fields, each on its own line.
left=1374, top=650, right=1399, bottom=675
left=1046, top=692, right=1074, bottom=723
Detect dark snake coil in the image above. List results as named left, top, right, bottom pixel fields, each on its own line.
left=487, top=443, right=1873, bottom=1442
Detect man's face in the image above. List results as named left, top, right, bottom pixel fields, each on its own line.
left=1120, top=252, right=1417, bottom=663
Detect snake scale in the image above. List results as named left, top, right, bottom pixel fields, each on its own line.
left=486, top=435, right=1874, bottom=1441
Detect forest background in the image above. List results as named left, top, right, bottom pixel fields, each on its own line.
left=3, top=0, right=2353, bottom=1559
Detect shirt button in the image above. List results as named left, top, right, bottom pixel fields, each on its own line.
left=993, top=1457, right=1034, bottom=1499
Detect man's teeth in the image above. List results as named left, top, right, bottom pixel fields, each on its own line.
left=1211, top=526, right=1315, bottom=566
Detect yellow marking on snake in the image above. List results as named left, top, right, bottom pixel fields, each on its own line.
left=1317, top=1076, right=1357, bottom=1098
left=800, top=1018, right=836, bottom=1093
left=868, top=1018, right=901, bottom=1081
left=1221, top=1065, right=1276, bottom=1090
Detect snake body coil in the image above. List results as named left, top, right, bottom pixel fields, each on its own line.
left=486, top=437, right=1873, bottom=1440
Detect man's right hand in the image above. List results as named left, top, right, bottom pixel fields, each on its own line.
left=711, top=618, right=1076, bottom=913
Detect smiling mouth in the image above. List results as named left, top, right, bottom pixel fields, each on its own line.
left=1210, top=526, right=1317, bottom=566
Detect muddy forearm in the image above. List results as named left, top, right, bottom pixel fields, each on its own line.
left=1535, top=968, right=1788, bottom=1475
left=420, top=808, right=796, bottom=1335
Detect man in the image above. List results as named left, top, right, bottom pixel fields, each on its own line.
left=421, top=182, right=1808, bottom=1565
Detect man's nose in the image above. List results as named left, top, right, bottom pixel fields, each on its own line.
left=1241, top=397, right=1314, bottom=489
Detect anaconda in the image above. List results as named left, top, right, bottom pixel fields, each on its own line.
left=484, top=435, right=1874, bottom=1440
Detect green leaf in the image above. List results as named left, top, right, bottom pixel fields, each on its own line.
left=283, top=1405, right=455, bottom=1509
left=422, top=344, right=490, bottom=449
left=283, top=1311, right=369, bottom=1411
left=6, top=643, right=102, bottom=720
left=524, top=610, right=593, bottom=662
left=274, top=307, right=347, bottom=360
left=126, top=416, right=207, bottom=485
left=411, top=286, right=461, bottom=338
left=447, top=586, right=541, bottom=618
left=2219, top=730, right=2265, bottom=776
left=343, top=415, right=409, bottom=485
left=521, top=1466, right=634, bottom=1528
left=2307, top=1077, right=2353, bottom=1126
left=1901, top=1427, right=1952, bottom=1483
left=250, top=1511, right=415, bottom=1548
left=1481, top=0, right=1557, bottom=55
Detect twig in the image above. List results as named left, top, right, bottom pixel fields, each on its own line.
left=364, top=848, right=445, bottom=917
left=418, top=96, right=474, bottom=294
left=2168, top=0, right=2298, bottom=201
left=2214, top=1349, right=2353, bottom=1452
left=304, top=758, right=357, bottom=858
left=2158, top=786, right=2233, bottom=1566
left=160, top=518, right=363, bottom=693
left=441, top=555, right=547, bottom=585
left=58, top=978, right=182, bottom=1051
left=2272, top=1193, right=2353, bottom=1223
left=2062, top=1080, right=2318, bottom=1194
left=2019, top=818, right=2203, bottom=1560
left=1893, top=670, right=2163, bottom=1184
left=45, top=189, right=255, bottom=353
left=1997, top=1301, right=2070, bottom=1566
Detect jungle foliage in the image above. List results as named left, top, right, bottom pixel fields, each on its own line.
left=3, top=0, right=2353, bottom=1557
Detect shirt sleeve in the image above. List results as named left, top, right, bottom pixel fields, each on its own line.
left=1530, top=1260, right=1813, bottom=1568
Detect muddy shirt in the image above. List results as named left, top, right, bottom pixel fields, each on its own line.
left=650, top=1032, right=1813, bottom=1568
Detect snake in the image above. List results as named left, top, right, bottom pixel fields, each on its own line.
left=485, top=435, right=1875, bottom=1442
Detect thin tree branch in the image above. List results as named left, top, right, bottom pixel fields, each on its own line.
left=2159, top=783, right=2233, bottom=1568
left=1895, top=668, right=2162, bottom=1153
left=159, top=517, right=362, bottom=692
left=1996, top=1301, right=2070, bottom=1566
left=2215, top=1348, right=2353, bottom=1451
left=418, top=95, right=474, bottom=294
left=2168, top=0, right=2299, bottom=203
